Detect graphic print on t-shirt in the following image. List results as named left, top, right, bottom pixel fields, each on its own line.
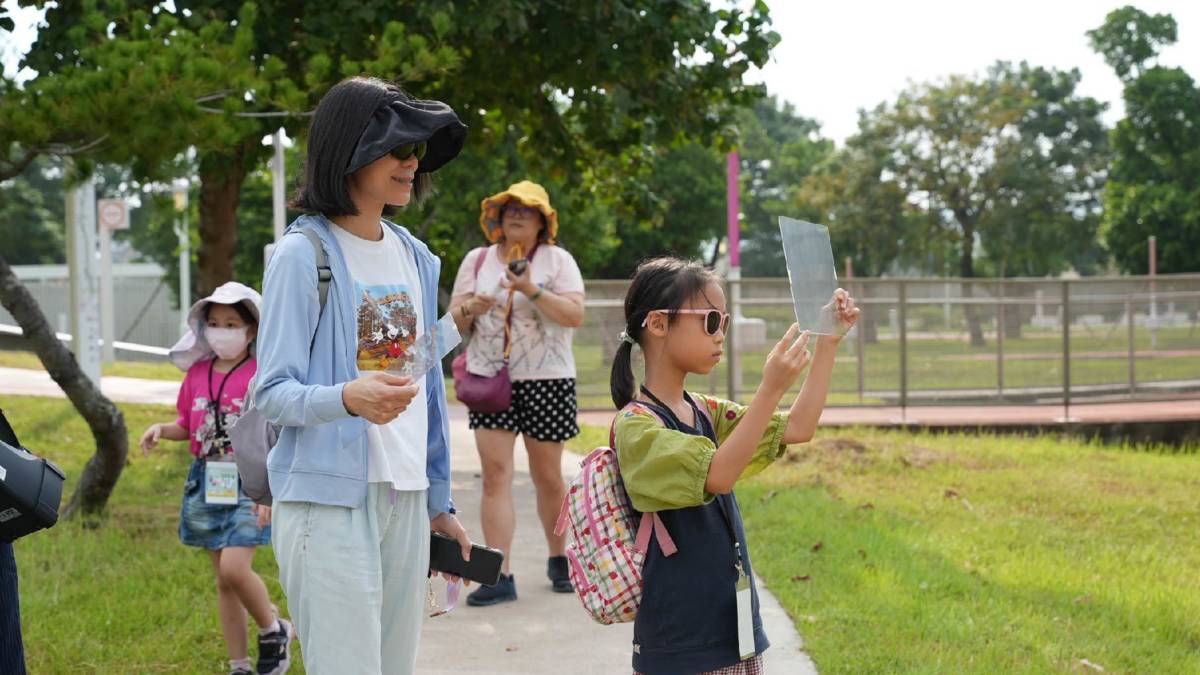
left=190, top=394, right=245, bottom=458
left=355, top=282, right=419, bottom=374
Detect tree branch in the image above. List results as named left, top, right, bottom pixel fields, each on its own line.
left=0, top=147, right=39, bottom=182
left=197, top=105, right=314, bottom=118
left=0, top=253, right=128, bottom=518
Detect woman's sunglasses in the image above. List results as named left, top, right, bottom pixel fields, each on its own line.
left=503, top=203, right=541, bottom=219
left=390, top=141, right=428, bottom=162
left=642, top=309, right=731, bottom=336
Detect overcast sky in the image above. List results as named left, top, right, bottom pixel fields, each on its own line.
left=4, top=1, right=1199, bottom=145
left=749, top=0, right=1200, bottom=143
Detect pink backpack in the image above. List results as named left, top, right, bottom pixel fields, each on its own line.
left=555, top=402, right=706, bottom=624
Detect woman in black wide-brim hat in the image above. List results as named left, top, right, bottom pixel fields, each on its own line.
left=254, top=76, right=471, bottom=675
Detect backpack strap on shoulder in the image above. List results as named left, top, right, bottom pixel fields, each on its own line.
left=298, top=227, right=331, bottom=315
left=611, top=402, right=679, bottom=558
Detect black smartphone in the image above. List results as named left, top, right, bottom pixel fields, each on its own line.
left=429, top=532, right=505, bottom=586
left=507, top=258, right=528, bottom=276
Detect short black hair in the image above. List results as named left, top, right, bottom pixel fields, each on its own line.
left=203, top=301, right=258, bottom=327
left=292, top=76, right=433, bottom=216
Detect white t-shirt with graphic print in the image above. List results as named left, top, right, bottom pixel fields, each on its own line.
left=331, top=224, right=429, bottom=491
left=451, top=244, right=585, bottom=381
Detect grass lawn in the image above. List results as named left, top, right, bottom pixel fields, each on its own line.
left=2, top=395, right=302, bottom=673
left=0, top=349, right=181, bottom=381
left=572, top=423, right=1200, bottom=673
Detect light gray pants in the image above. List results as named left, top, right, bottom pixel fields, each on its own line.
left=273, top=485, right=430, bottom=675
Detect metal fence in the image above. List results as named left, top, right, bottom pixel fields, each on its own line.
left=5, top=265, right=1198, bottom=410
left=1, top=264, right=178, bottom=351
left=573, top=274, right=1200, bottom=410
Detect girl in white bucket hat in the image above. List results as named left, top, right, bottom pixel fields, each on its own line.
left=140, top=281, right=293, bottom=675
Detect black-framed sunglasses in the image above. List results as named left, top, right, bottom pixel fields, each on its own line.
left=642, top=309, right=731, bottom=336
left=503, top=203, right=540, bottom=219
left=390, top=141, right=428, bottom=161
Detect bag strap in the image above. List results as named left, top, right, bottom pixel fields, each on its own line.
left=475, top=243, right=540, bottom=363
left=471, top=246, right=488, bottom=279
left=247, top=227, right=330, bottom=410
left=609, top=402, right=679, bottom=557
left=299, top=227, right=331, bottom=316
left=0, top=408, right=19, bottom=448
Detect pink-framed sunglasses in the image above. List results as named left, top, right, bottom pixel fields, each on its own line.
left=642, top=309, right=731, bottom=336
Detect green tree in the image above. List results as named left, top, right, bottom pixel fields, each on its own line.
left=587, top=142, right=726, bottom=278
left=865, top=62, right=1108, bottom=344
left=736, top=96, right=835, bottom=277
left=0, top=156, right=66, bottom=264
left=18, top=0, right=778, bottom=294
left=1088, top=6, right=1200, bottom=274
left=795, top=115, right=919, bottom=279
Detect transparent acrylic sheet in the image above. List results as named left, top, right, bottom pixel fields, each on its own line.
left=778, top=216, right=840, bottom=335
left=362, top=292, right=462, bottom=379
left=402, top=312, right=462, bottom=379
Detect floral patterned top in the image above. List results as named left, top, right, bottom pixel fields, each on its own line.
left=613, top=393, right=789, bottom=513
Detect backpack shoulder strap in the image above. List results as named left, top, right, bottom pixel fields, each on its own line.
left=609, top=402, right=667, bottom=448
left=299, top=227, right=331, bottom=314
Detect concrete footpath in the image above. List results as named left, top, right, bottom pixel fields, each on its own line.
left=416, top=407, right=817, bottom=674
left=0, top=366, right=819, bottom=673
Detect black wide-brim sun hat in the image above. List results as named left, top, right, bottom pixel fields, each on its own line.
left=344, top=96, right=468, bottom=175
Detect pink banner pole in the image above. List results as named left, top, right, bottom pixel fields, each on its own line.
left=726, top=152, right=740, bottom=269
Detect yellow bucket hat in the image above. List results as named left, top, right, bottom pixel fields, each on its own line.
left=479, top=180, right=558, bottom=244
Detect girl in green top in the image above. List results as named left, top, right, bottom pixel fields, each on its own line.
left=609, top=257, right=859, bottom=675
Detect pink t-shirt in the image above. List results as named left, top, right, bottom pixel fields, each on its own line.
left=174, top=357, right=257, bottom=458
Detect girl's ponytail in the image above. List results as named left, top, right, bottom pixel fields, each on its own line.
left=610, top=337, right=637, bottom=409
left=610, top=257, right=718, bottom=410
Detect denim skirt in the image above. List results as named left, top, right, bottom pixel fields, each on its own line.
left=179, top=458, right=270, bottom=550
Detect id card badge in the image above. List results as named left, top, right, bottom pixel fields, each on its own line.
left=204, top=461, right=239, bottom=505
left=735, top=569, right=756, bottom=661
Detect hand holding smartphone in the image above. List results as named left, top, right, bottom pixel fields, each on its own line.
left=429, top=532, right=505, bottom=586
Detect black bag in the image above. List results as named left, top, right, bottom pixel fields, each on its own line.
left=0, top=408, right=66, bottom=542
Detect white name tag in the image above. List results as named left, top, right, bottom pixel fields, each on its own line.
left=736, top=571, right=755, bottom=661
left=204, top=461, right=239, bottom=505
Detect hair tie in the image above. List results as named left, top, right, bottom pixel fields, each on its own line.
left=619, top=330, right=636, bottom=347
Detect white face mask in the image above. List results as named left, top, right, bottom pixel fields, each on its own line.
left=206, top=327, right=250, bottom=360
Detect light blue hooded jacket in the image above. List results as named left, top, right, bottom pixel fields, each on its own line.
left=255, top=214, right=453, bottom=519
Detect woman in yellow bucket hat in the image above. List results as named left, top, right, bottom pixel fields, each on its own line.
left=449, top=180, right=586, bottom=606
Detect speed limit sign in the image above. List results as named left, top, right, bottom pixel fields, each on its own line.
left=98, top=199, right=128, bottom=231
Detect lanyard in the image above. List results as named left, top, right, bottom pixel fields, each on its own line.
left=498, top=242, right=541, bottom=361
left=636, top=385, right=747, bottom=575
left=207, top=355, right=250, bottom=456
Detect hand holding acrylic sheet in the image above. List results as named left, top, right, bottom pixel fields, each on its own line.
left=361, top=291, right=462, bottom=380
left=402, top=313, right=462, bottom=380
left=778, top=216, right=844, bottom=336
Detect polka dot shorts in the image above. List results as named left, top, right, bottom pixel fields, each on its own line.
left=468, top=378, right=580, bottom=442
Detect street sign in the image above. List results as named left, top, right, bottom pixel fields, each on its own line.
left=97, top=199, right=128, bottom=231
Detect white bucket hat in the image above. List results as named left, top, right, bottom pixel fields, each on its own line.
left=168, top=282, right=262, bottom=372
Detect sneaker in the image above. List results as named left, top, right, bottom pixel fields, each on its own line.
left=256, top=617, right=293, bottom=675
left=231, top=669, right=254, bottom=675
left=466, top=573, right=518, bottom=606
left=547, top=555, right=573, bottom=593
